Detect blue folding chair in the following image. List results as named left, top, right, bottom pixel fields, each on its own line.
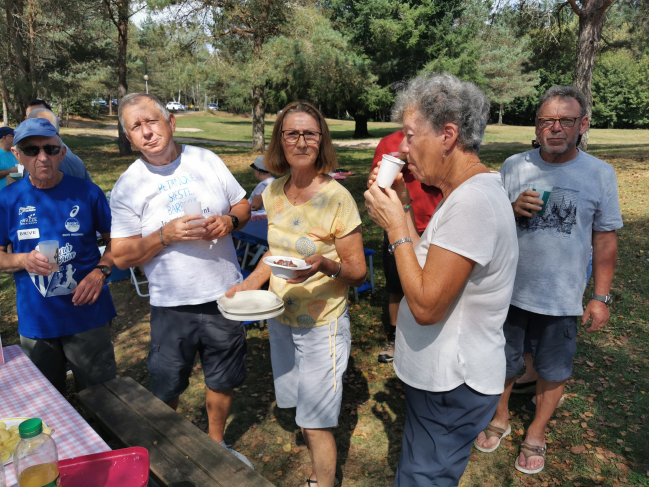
left=354, top=248, right=376, bottom=301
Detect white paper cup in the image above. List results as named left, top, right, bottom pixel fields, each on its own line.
left=183, top=201, right=203, bottom=219
left=38, top=240, right=59, bottom=273
left=377, top=154, right=406, bottom=188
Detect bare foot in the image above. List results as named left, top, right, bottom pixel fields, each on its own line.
left=300, top=476, right=317, bottom=487
left=518, top=434, right=545, bottom=471
left=475, top=418, right=509, bottom=450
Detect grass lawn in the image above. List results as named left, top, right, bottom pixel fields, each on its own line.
left=1, top=118, right=648, bottom=487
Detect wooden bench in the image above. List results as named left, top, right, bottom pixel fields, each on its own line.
left=78, top=376, right=275, bottom=487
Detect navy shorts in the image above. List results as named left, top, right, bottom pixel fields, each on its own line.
left=394, top=383, right=499, bottom=487
left=504, top=305, right=577, bottom=383
left=382, top=232, right=403, bottom=295
left=148, top=302, right=247, bottom=402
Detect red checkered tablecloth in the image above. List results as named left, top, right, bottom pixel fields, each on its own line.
left=0, top=345, right=110, bottom=485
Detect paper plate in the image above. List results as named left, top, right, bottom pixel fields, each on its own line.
left=263, top=257, right=312, bottom=280
left=218, top=300, right=284, bottom=315
left=217, top=290, right=282, bottom=313
left=218, top=305, right=285, bottom=322
left=0, top=417, right=50, bottom=465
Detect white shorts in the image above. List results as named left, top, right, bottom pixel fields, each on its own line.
left=267, top=309, right=351, bottom=429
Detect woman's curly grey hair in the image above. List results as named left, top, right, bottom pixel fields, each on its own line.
left=392, top=73, right=490, bottom=155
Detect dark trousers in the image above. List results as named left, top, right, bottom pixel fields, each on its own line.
left=21, top=322, right=116, bottom=394
left=394, top=383, right=500, bottom=487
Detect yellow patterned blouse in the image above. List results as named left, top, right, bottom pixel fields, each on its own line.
left=262, top=175, right=363, bottom=328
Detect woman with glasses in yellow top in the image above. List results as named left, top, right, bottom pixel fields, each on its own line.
left=226, top=102, right=366, bottom=487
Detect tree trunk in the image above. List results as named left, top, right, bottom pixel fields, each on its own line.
left=570, top=0, right=615, bottom=151
left=57, top=97, right=63, bottom=120
left=353, top=115, right=370, bottom=139
left=2, top=98, right=8, bottom=125
left=252, top=84, right=265, bottom=153
left=498, top=103, right=504, bottom=125
left=116, top=0, right=132, bottom=156
left=108, top=91, right=112, bottom=116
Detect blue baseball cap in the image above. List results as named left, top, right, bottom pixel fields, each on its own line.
left=0, top=127, right=14, bottom=138
left=13, top=118, right=58, bottom=146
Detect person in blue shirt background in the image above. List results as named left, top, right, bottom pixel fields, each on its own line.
left=0, top=127, right=19, bottom=188
left=0, top=118, right=117, bottom=394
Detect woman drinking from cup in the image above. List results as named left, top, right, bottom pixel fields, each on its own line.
left=226, top=102, right=366, bottom=487
left=364, top=74, right=519, bottom=487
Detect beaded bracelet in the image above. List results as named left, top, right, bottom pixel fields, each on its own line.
left=403, top=199, right=414, bottom=211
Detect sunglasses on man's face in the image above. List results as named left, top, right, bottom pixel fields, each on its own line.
left=19, top=145, right=62, bottom=157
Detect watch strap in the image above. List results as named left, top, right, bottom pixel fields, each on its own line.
left=592, top=293, right=612, bottom=306
left=95, top=265, right=111, bottom=277
left=227, top=214, right=239, bottom=229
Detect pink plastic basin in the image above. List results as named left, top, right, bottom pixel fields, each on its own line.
left=59, top=447, right=149, bottom=487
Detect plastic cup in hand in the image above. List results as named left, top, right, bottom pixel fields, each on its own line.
left=183, top=201, right=203, bottom=220
left=531, top=185, right=552, bottom=216
left=376, top=154, right=406, bottom=188
left=38, top=240, right=59, bottom=273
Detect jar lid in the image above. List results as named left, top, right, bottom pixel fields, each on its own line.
left=19, top=418, right=43, bottom=438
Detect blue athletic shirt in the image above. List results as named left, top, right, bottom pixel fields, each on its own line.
left=0, top=173, right=117, bottom=339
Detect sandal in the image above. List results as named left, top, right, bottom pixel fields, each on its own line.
left=305, top=478, right=339, bottom=486
left=473, top=422, right=511, bottom=453
left=514, top=441, right=546, bottom=474
left=521, top=394, right=566, bottom=413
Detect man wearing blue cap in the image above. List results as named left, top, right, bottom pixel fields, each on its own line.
left=0, top=127, right=19, bottom=188
left=26, top=101, right=92, bottom=181
left=0, top=118, right=117, bottom=394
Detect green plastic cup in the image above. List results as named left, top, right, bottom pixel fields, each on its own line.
left=532, top=185, right=552, bottom=216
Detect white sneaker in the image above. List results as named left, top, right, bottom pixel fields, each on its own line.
left=219, top=441, right=254, bottom=469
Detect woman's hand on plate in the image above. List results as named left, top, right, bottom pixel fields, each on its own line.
left=225, top=279, right=261, bottom=297
left=287, top=254, right=328, bottom=283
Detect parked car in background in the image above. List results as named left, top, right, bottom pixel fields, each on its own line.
left=112, top=99, right=118, bottom=106
left=91, top=98, right=108, bottom=107
left=166, top=101, right=184, bottom=111
left=208, top=103, right=219, bottom=111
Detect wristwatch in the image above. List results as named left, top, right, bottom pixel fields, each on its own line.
left=95, top=265, right=112, bottom=278
left=388, top=238, right=413, bottom=255
left=592, top=293, right=612, bottom=307
left=226, top=214, right=239, bottom=230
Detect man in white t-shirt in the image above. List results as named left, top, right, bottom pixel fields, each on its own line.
left=110, top=93, right=253, bottom=467
left=248, top=156, right=274, bottom=220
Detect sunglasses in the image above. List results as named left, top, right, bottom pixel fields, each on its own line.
left=19, top=145, right=62, bottom=157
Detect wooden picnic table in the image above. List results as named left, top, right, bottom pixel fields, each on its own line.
left=79, top=376, right=275, bottom=487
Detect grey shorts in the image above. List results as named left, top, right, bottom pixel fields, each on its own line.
left=504, top=305, right=578, bottom=383
left=148, top=302, right=247, bottom=402
left=21, top=322, right=116, bottom=394
left=267, top=309, right=351, bottom=429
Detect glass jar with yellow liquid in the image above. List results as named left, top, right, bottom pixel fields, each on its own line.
left=13, top=419, right=59, bottom=487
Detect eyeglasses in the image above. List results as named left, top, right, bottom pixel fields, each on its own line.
left=281, top=130, right=322, bottom=145
left=18, top=145, right=62, bottom=157
left=537, top=117, right=581, bottom=129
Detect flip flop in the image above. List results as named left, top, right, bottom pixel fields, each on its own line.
left=514, top=441, right=546, bottom=474
left=474, top=422, right=511, bottom=453
left=511, top=380, right=537, bottom=394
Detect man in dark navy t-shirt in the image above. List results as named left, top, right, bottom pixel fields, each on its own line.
left=0, top=119, right=117, bottom=394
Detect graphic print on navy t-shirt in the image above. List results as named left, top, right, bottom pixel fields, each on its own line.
left=29, top=204, right=82, bottom=297
left=517, top=186, right=579, bottom=237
